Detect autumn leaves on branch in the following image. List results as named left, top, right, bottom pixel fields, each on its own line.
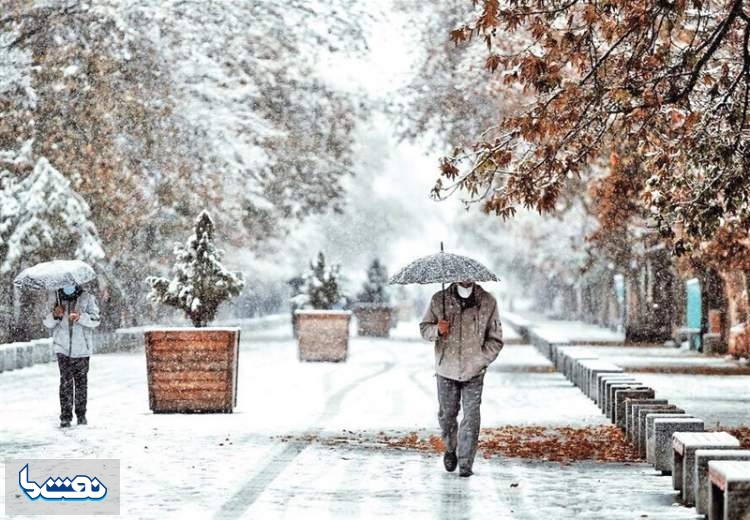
left=436, top=0, right=750, bottom=255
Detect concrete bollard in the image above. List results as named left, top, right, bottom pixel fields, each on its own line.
left=644, top=412, right=691, bottom=462
left=628, top=402, right=671, bottom=443
left=2, top=344, right=16, bottom=372
left=14, top=343, right=31, bottom=369
left=582, top=362, right=623, bottom=400
left=614, top=388, right=656, bottom=429
left=606, top=383, right=644, bottom=420
left=651, top=418, right=704, bottom=473
left=596, top=374, right=637, bottom=407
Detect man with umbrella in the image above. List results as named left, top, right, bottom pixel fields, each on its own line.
left=16, top=260, right=100, bottom=428
left=391, top=246, right=503, bottom=477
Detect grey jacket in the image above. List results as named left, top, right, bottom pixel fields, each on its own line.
left=42, top=291, right=100, bottom=358
left=420, top=284, right=504, bottom=381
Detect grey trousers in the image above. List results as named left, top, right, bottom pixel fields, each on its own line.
left=436, top=372, right=485, bottom=470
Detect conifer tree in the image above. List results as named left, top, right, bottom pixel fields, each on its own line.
left=357, top=259, right=390, bottom=305
left=147, top=210, right=244, bottom=327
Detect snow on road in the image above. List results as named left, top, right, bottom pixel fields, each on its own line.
left=0, top=323, right=699, bottom=519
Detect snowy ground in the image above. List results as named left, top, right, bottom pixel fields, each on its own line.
left=0, top=322, right=704, bottom=519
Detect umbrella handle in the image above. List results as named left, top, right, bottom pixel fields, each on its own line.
left=442, top=282, right=446, bottom=320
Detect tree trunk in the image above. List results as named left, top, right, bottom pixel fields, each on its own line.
left=702, top=267, right=728, bottom=351
left=648, top=248, right=676, bottom=341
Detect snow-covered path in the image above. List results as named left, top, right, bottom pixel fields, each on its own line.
left=0, top=324, right=699, bottom=519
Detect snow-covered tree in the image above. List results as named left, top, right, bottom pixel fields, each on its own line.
left=357, top=259, right=390, bottom=305
left=147, top=211, right=244, bottom=327
left=0, top=146, right=104, bottom=274
left=294, top=252, right=345, bottom=311
left=1, top=0, right=369, bottom=325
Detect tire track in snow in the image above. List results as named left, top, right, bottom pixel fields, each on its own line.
left=214, top=359, right=397, bottom=519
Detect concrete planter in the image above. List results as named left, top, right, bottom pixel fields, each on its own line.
left=144, top=328, right=240, bottom=413
left=353, top=305, right=393, bottom=337
left=31, top=339, right=53, bottom=364
left=295, top=310, right=351, bottom=362
left=16, top=342, right=33, bottom=368
left=0, top=344, right=16, bottom=372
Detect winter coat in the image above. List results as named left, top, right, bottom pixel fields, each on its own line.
left=420, top=283, right=504, bottom=382
left=42, top=291, right=100, bottom=358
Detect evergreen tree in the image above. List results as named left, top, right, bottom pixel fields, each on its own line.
left=147, top=210, right=244, bottom=327
left=299, top=252, right=343, bottom=310
left=357, top=259, right=390, bottom=305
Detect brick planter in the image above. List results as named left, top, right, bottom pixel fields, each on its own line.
left=295, top=310, right=351, bottom=362
left=353, top=305, right=393, bottom=337
left=144, top=328, right=240, bottom=413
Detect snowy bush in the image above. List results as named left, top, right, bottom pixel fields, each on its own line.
left=0, top=147, right=104, bottom=274
left=357, top=259, right=390, bottom=306
left=296, top=252, right=345, bottom=311
left=147, top=210, right=244, bottom=327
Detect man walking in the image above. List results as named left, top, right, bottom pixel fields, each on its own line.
left=43, top=285, right=100, bottom=428
left=420, top=281, right=503, bottom=477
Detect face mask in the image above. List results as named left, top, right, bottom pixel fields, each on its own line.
left=457, top=285, right=473, bottom=298
left=62, top=286, right=76, bottom=296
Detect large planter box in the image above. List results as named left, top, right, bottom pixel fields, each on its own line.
left=353, top=305, right=393, bottom=337
left=144, top=328, right=240, bottom=413
left=295, top=310, right=351, bottom=362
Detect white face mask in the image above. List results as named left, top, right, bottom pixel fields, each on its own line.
left=457, top=285, right=473, bottom=298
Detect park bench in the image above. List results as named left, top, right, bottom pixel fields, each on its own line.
left=676, top=326, right=702, bottom=347
left=625, top=400, right=668, bottom=441
left=708, top=460, right=750, bottom=520
left=648, top=417, right=704, bottom=473
left=695, top=450, right=750, bottom=516
left=672, top=432, right=740, bottom=505
left=613, top=389, right=655, bottom=429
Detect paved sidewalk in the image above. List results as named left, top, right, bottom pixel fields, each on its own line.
left=0, top=322, right=702, bottom=519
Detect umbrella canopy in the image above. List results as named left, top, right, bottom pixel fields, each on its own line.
left=14, top=260, right=97, bottom=291
left=389, top=250, right=499, bottom=285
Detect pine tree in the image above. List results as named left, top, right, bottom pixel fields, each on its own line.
left=357, top=259, right=390, bottom=306
left=300, top=252, right=344, bottom=311
left=147, top=210, right=244, bottom=327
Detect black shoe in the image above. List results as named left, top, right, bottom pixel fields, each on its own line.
left=459, top=468, right=473, bottom=477
left=77, top=416, right=87, bottom=426
left=443, top=452, right=457, bottom=472
left=60, top=420, right=71, bottom=428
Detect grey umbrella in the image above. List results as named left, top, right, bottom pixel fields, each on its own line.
left=389, top=243, right=498, bottom=318
left=14, top=260, right=97, bottom=291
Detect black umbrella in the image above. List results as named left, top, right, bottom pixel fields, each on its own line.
left=389, top=243, right=499, bottom=318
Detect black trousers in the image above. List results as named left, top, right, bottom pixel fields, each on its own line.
left=56, top=354, right=89, bottom=422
